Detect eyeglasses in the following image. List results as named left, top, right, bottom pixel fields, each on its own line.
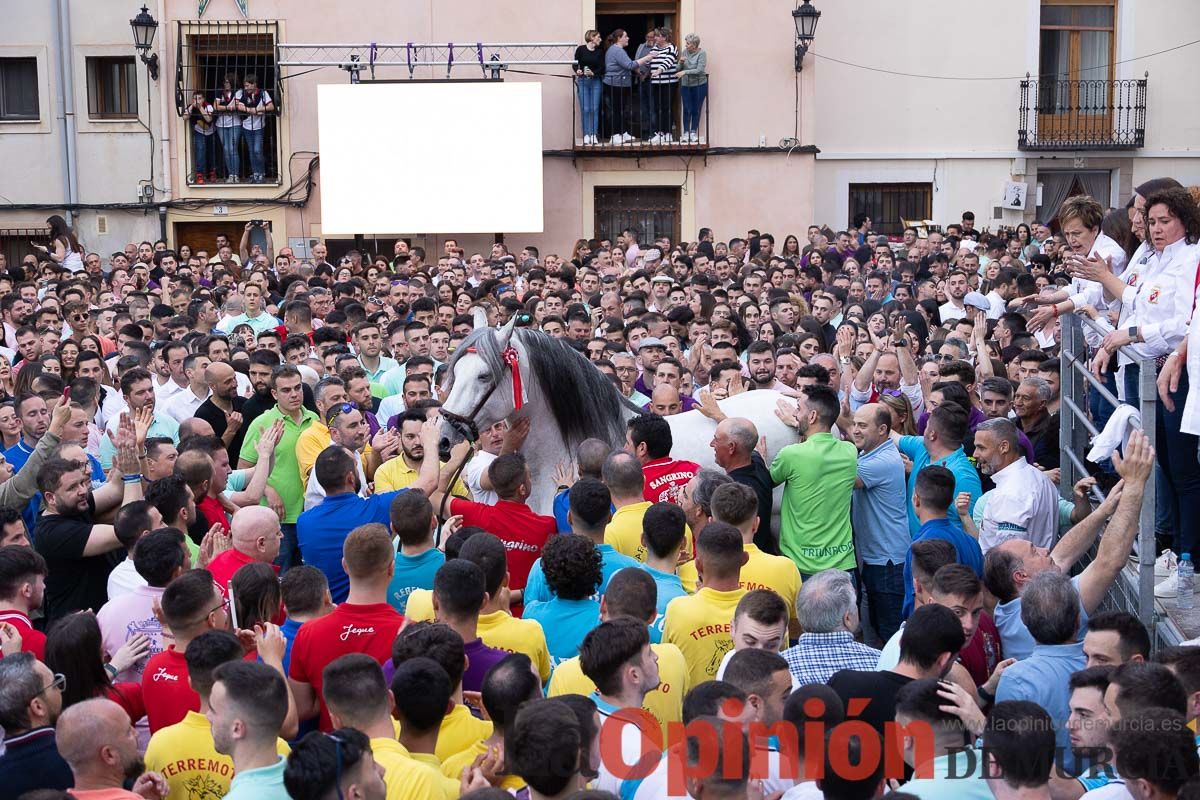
left=326, top=402, right=357, bottom=424
left=934, top=353, right=958, bottom=362
left=37, top=672, right=66, bottom=698
left=327, top=733, right=348, bottom=800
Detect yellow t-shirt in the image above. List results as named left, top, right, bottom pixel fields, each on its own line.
left=441, top=739, right=526, bottom=792
left=374, top=455, right=469, bottom=497
left=547, top=642, right=690, bottom=743
left=144, top=710, right=290, bottom=800
left=406, top=588, right=434, bottom=621
left=370, top=736, right=447, bottom=800
left=295, top=423, right=331, bottom=486
left=434, top=703, right=493, bottom=763
left=605, top=501, right=696, bottom=573
left=476, top=609, right=553, bottom=683
left=662, top=586, right=747, bottom=686
left=408, top=752, right=461, bottom=799
left=740, top=543, right=802, bottom=623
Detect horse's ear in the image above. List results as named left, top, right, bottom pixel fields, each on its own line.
left=495, top=314, right=518, bottom=350
left=471, top=306, right=489, bottom=329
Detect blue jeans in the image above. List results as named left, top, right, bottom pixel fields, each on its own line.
left=217, top=124, right=241, bottom=178
left=276, top=522, right=300, bottom=573
left=577, top=76, right=602, bottom=137
left=861, top=562, right=905, bottom=644
left=681, top=82, right=707, bottom=135
left=192, top=130, right=214, bottom=175
left=244, top=127, right=265, bottom=177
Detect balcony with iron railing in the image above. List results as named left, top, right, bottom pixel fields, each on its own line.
left=1018, top=74, right=1147, bottom=150
left=572, top=80, right=708, bottom=155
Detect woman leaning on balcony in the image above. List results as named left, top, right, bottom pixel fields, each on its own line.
left=574, top=29, right=605, bottom=145
left=677, top=33, right=708, bottom=144
left=602, top=28, right=656, bottom=145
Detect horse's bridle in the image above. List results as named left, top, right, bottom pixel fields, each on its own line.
left=436, top=344, right=523, bottom=521
left=439, top=344, right=524, bottom=445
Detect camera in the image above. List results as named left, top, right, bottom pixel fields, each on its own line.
left=250, top=219, right=265, bottom=228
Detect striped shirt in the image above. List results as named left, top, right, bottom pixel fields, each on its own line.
left=649, top=44, right=679, bottom=84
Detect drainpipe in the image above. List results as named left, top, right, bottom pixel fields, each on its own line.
left=53, top=0, right=79, bottom=226
left=157, top=0, right=173, bottom=204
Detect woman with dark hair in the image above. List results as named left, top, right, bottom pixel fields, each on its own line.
left=213, top=72, right=243, bottom=182
left=44, top=612, right=149, bottom=722
left=1102, top=206, right=1137, bottom=260
left=0, top=354, right=14, bottom=401
left=37, top=353, right=61, bottom=378
left=1129, top=177, right=1184, bottom=246
left=33, top=215, right=84, bottom=273
left=780, top=234, right=801, bottom=260
left=737, top=300, right=761, bottom=331
left=1015, top=223, right=1033, bottom=248
left=231, top=561, right=283, bottom=632
left=601, top=28, right=656, bottom=143
left=574, top=29, right=605, bottom=145
left=12, top=361, right=42, bottom=398
left=0, top=400, right=20, bottom=448
left=757, top=319, right=783, bottom=345
left=916, top=298, right=942, bottom=330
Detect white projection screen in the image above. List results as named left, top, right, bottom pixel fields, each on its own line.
left=317, top=82, right=544, bottom=234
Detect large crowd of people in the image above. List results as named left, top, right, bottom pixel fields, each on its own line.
left=0, top=177, right=1198, bottom=800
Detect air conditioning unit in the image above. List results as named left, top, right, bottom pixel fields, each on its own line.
left=96, top=215, right=109, bottom=236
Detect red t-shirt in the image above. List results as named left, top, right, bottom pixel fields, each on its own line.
left=105, top=682, right=146, bottom=725
left=205, top=548, right=285, bottom=625
left=141, top=646, right=198, bottom=732
left=196, top=494, right=229, bottom=533
left=448, top=498, right=555, bottom=615
left=641, top=457, right=700, bottom=504
left=0, top=609, right=46, bottom=660
left=288, top=602, right=405, bottom=732
left=959, top=611, right=1003, bottom=687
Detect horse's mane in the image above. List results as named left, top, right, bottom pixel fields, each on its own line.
left=450, top=326, right=638, bottom=449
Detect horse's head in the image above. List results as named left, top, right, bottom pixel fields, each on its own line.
left=438, top=316, right=527, bottom=460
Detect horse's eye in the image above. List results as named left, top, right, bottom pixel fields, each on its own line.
left=477, top=374, right=490, bottom=383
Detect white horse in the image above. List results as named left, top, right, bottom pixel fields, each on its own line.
left=438, top=318, right=795, bottom=519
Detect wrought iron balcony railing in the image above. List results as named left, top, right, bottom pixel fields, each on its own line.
left=1018, top=74, right=1146, bottom=150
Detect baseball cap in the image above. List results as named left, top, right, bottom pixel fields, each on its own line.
left=643, top=248, right=663, bottom=262
left=963, top=291, right=991, bottom=311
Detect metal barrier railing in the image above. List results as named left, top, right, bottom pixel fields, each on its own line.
left=1059, top=312, right=1163, bottom=635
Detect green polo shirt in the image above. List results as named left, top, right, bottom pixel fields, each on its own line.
left=239, top=405, right=318, bottom=523
left=769, top=431, right=858, bottom=575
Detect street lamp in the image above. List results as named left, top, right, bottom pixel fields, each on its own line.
left=792, top=0, right=821, bottom=72
left=130, top=5, right=160, bottom=80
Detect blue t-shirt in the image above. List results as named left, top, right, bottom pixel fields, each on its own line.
left=993, top=574, right=1090, bottom=661
left=898, top=436, right=982, bottom=537
left=852, top=439, right=912, bottom=565
left=640, top=563, right=689, bottom=644
left=5, top=439, right=37, bottom=535
left=387, top=548, right=445, bottom=615
left=553, top=488, right=572, bottom=533
left=524, top=597, right=601, bottom=666
left=295, top=490, right=405, bottom=602
left=523, top=542, right=640, bottom=605
left=902, top=517, right=984, bottom=618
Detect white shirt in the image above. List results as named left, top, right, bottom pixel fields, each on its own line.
left=96, top=385, right=128, bottom=431
left=154, top=377, right=188, bottom=403
left=984, top=290, right=1007, bottom=320
left=163, top=387, right=210, bottom=423
left=235, top=88, right=272, bottom=131
left=235, top=371, right=253, bottom=398
left=625, top=741, right=794, bottom=800
left=106, top=557, right=146, bottom=600
left=462, top=450, right=499, bottom=505
left=939, top=300, right=967, bottom=322
left=1069, top=232, right=1130, bottom=349
left=303, top=450, right=369, bottom=511
left=1115, top=238, right=1200, bottom=365
left=978, top=457, right=1059, bottom=553
left=782, top=783, right=824, bottom=800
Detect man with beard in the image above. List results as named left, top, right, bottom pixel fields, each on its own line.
left=746, top=342, right=787, bottom=390
left=374, top=409, right=468, bottom=496
left=972, top=417, right=1058, bottom=554
left=240, top=350, right=284, bottom=429
left=194, top=361, right=249, bottom=463
left=0, top=653, right=70, bottom=795
left=57, top=697, right=168, bottom=799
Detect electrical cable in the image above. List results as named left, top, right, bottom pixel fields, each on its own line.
left=806, top=36, right=1200, bottom=82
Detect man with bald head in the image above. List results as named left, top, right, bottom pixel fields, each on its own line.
left=57, top=697, right=168, bottom=799
left=848, top=403, right=909, bottom=642
left=178, top=416, right=216, bottom=442
left=647, top=383, right=682, bottom=416
left=709, top=417, right=775, bottom=554
left=194, top=359, right=248, bottom=463
left=204, top=505, right=283, bottom=601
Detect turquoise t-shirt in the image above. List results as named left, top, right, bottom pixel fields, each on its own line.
left=524, top=597, right=601, bottom=666
left=523, top=542, right=641, bottom=605
left=386, top=548, right=445, bottom=615
left=640, top=564, right=688, bottom=644
left=897, top=436, right=983, bottom=537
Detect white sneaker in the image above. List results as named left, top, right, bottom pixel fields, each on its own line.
left=611, top=134, right=625, bottom=144
left=1154, top=568, right=1197, bottom=598
left=648, top=133, right=664, bottom=145
left=1157, top=550, right=1178, bottom=578
left=619, top=133, right=635, bottom=144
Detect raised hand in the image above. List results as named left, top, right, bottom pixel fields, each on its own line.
left=110, top=633, right=152, bottom=673
left=255, top=418, right=285, bottom=461
left=0, top=621, right=22, bottom=657
left=197, top=523, right=231, bottom=569
left=1111, top=428, right=1154, bottom=486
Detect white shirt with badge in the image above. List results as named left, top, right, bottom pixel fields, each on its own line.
left=1115, top=238, right=1200, bottom=366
